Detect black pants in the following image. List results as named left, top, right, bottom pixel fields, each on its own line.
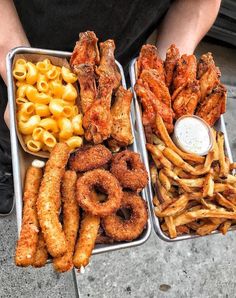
left=0, top=78, right=12, bottom=173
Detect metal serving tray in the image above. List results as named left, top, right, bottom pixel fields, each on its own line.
left=6, top=47, right=151, bottom=256
left=129, top=58, right=235, bottom=242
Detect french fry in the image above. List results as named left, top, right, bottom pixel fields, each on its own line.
left=162, top=168, right=192, bottom=193
left=156, top=114, right=204, bottom=163
left=230, top=163, right=236, bottom=171
left=215, top=193, right=236, bottom=212
left=159, top=169, right=171, bottom=191
left=217, top=132, right=228, bottom=178
left=180, top=178, right=204, bottom=188
left=203, top=173, right=214, bottom=197
left=219, top=220, right=232, bottom=235
left=155, top=194, right=189, bottom=217
left=164, top=216, right=177, bottom=238
left=147, top=143, right=172, bottom=169
left=196, top=222, right=220, bottom=236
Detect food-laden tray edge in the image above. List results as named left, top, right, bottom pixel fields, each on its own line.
left=129, top=58, right=236, bottom=242
left=6, top=47, right=152, bottom=255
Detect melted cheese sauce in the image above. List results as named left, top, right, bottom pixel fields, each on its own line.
left=175, top=117, right=211, bottom=155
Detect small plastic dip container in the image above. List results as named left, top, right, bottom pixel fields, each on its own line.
left=173, top=115, right=213, bottom=156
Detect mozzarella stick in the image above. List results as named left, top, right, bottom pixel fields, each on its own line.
left=53, top=171, right=80, bottom=272
left=73, top=213, right=100, bottom=270
left=37, top=143, right=70, bottom=257
left=15, top=165, right=43, bottom=266
left=32, top=231, right=48, bottom=268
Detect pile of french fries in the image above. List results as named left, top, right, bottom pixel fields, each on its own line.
left=147, top=114, right=236, bottom=239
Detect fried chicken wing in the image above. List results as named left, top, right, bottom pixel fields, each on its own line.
left=135, top=79, right=174, bottom=135
left=140, top=69, right=171, bottom=107
left=83, top=76, right=113, bottom=144
left=196, top=84, right=227, bottom=126
left=164, top=44, right=180, bottom=89
left=197, top=52, right=221, bottom=101
left=172, top=54, right=197, bottom=100
left=173, top=80, right=201, bottom=119
left=96, top=39, right=121, bottom=90
left=73, top=64, right=97, bottom=113
left=109, top=86, right=133, bottom=149
left=137, top=44, right=165, bottom=81
left=70, top=31, right=100, bottom=67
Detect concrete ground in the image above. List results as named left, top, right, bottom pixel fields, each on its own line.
left=0, top=41, right=236, bottom=298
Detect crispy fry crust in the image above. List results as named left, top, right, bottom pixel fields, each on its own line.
left=32, top=232, right=48, bottom=268
left=102, top=192, right=148, bottom=241
left=37, top=143, right=70, bottom=258
left=69, top=144, right=112, bottom=172
left=77, top=169, right=122, bottom=217
left=53, top=171, right=80, bottom=272
left=15, top=166, right=43, bottom=267
left=110, top=150, right=148, bottom=191
left=73, top=213, right=100, bottom=269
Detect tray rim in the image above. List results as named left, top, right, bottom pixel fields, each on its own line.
left=129, top=57, right=235, bottom=242
left=6, top=47, right=151, bottom=255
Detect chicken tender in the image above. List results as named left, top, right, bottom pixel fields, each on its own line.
left=32, top=231, right=48, bottom=268
left=53, top=171, right=80, bottom=272
left=15, top=166, right=43, bottom=267
left=37, top=143, right=70, bottom=258
left=73, top=213, right=100, bottom=270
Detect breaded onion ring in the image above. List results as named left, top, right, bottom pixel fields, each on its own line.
left=110, top=150, right=148, bottom=191
left=69, top=144, right=112, bottom=172
left=102, top=192, right=148, bottom=241
left=76, top=169, right=122, bottom=217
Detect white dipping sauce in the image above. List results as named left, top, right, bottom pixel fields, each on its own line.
left=174, top=116, right=211, bottom=155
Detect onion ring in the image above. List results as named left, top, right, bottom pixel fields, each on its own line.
left=110, top=150, right=148, bottom=191
left=102, top=192, right=148, bottom=241
left=76, top=169, right=122, bottom=217
left=69, top=144, right=112, bottom=172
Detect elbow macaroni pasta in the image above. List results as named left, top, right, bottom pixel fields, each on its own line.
left=13, top=58, right=84, bottom=153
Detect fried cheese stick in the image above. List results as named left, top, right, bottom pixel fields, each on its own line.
left=32, top=231, right=48, bottom=268
left=53, top=171, right=80, bottom=272
left=15, top=165, right=43, bottom=267
left=73, top=213, right=100, bottom=270
left=37, top=143, right=70, bottom=257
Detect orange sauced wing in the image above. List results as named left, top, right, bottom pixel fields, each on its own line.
left=173, top=80, right=201, bottom=119
left=172, top=54, right=197, bottom=100
left=96, top=39, right=121, bottom=90
left=109, top=86, right=134, bottom=148
left=195, top=84, right=227, bottom=126
left=137, top=44, right=165, bottom=81
left=70, top=31, right=100, bottom=67
left=197, top=52, right=221, bottom=101
left=83, top=76, right=113, bottom=144
left=140, top=69, right=171, bottom=107
left=73, top=64, right=97, bottom=113
left=164, top=44, right=180, bottom=89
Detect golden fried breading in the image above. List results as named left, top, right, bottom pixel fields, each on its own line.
left=37, top=143, right=70, bottom=258
left=197, top=52, right=221, bottom=101
left=15, top=166, right=43, bottom=267
left=32, top=232, right=48, bottom=268
left=137, top=44, right=165, bottom=81
left=73, top=213, right=100, bottom=270
left=195, top=84, right=227, bottom=126
left=96, top=39, right=121, bottom=90
left=172, top=80, right=201, bottom=119
left=53, top=171, right=80, bottom=272
left=83, top=76, right=113, bottom=144
left=110, top=86, right=133, bottom=148
left=69, top=144, right=112, bottom=172
left=140, top=69, right=171, bottom=107
left=73, top=63, right=97, bottom=114
left=164, top=44, right=180, bottom=89
left=70, top=31, right=100, bottom=67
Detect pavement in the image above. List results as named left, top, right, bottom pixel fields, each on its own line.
left=0, top=40, right=236, bottom=298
